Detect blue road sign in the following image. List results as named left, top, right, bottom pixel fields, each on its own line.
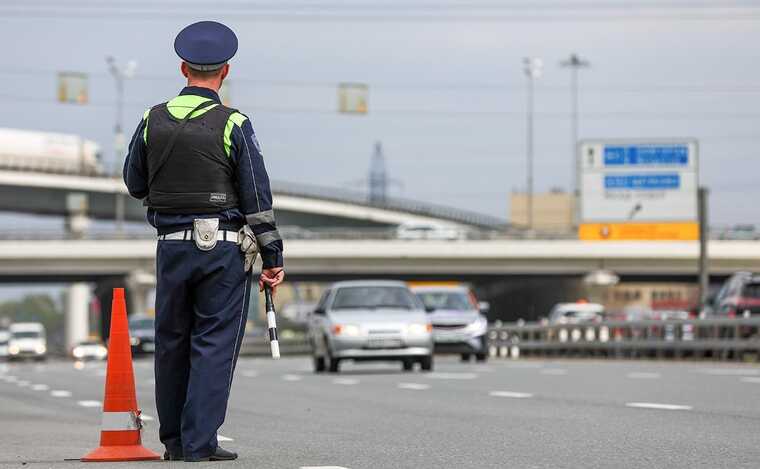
left=604, top=145, right=689, bottom=167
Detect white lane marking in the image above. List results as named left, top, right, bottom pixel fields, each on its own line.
left=740, top=377, right=760, bottom=384
left=5, top=376, right=18, bottom=382
left=489, top=391, right=533, bottom=399
left=282, top=374, right=302, bottom=382
left=502, top=362, right=543, bottom=369
left=77, top=400, right=102, bottom=408
left=301, top=467, right=351, bottom=469
left=695, top=368, right=760, bottom=376
left=332, top=378, right=359, bottom=385
left=627, top=372, right=661, bottom=379
left=540, top=369, right=568, bottom=376
left=626, top=402, right=692, bottom=411
left=16, top=380, right=30, bottom=387
left=398, top=383, right=430, bottom=391
left=217, top=435, right=234, bottom=442
left=50, top=390, right=72, bottom=398
left=425, top=372, right=477, bottom=380
left=241, top=370, right=259, bottom=378
left=141, top=414, right=155, bottom=421
left=31, top=384, right=49, bottom=391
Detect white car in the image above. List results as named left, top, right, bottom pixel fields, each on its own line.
left=0, top=330, right=9, bottom=360
left=71, top=340, right=108, bottom=361
left=548, top=302, right=605, bottom=324
left=8, top=322, right=47, bottom=361
left=396, top=222, right=466, bottom=241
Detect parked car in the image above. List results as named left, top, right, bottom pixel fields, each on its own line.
left=396, top=222, right=466, bottom=241
left=128, top=315, right=155, bottom=354
left=712, top=272, right=760, bottom=317
left=548, top=302, right=605, bottom=324
left=410, top=283, right=489, bottom=362
left=308, top=280, right=434, bottom=373
left=8, top=322, right=47, bottom=361
left=71, top=340, right=108, bottom=361
left=0, top=329, right=9, bottom=360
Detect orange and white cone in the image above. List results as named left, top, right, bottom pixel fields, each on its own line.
left=82, top=288, right=160, bottom=462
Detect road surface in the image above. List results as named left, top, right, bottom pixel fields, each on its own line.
left=1, top=357, right=759, bottom=468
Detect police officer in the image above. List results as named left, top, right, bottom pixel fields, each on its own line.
left=123, top=21, right=285, bottom=462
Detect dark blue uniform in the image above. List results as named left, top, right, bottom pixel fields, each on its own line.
left=123, top=85, right=283, bottom=459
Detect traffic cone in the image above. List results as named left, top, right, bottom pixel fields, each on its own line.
left=82, top=288, right=160, bottom=462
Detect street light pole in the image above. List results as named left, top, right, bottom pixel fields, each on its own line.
left=560, top=53, right=590, bottom=200
left=523, top=57, right=542, bottom=230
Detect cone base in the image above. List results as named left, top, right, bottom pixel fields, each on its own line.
left=81, top=444, right=161, bottom=462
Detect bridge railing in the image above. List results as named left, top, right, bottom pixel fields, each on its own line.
left=487, top=318, right=760, bottom=361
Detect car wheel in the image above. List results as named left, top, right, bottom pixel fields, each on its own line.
left=327, top=349, right=340, bottom=373
left=420, top=355, right=434, bottom=372
left=313, top=355, right=326, bottom=373
left=460, top=353, right=471, bottom=362
left=402, top=359, right=414, bottom=371
left=475, top=353, right=488, bottom=362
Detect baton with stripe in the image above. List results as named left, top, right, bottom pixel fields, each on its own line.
left=264, top=284, right=280, bottom=359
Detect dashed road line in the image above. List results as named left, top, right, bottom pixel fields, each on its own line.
left=695, top=368, right=760, bottom=377
left=16, top=380, right=30, bottom=387
left=282, top=374, right=302, bottom=382
left=77, top=400, right=102, bottom=408
left=301, top=466, right=351, bottom=469
left=332, top=378, right=359, bottom=385
left=217, top=435, right=234, bottom=442
left=31, top=384, right=49, bottom=391
left=626, top=402, right=692, bottom=411
left=740, top=377, right=760, bottom=384
left=540, top=369, right=568, bottom=376
left=241, top=370, right=259, bottom=378
left=50, top=390, right=72, bottom=398
left=425, top=372, right=477, bottom=380
left=489, top=391, right=533, bottom=399
left=627, top=372, right=661, bottom=379
left=397, top=383, right=430, bottom=391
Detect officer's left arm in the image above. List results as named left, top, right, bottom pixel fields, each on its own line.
left=122, top=111, right=150, bottom=199
left=230, top=116, right=284, bottom=270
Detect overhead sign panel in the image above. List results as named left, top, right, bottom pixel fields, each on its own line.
left=579, top=140, right=698, bottom=240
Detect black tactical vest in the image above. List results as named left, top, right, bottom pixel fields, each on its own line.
left=144, top=100, right=239, bottom=214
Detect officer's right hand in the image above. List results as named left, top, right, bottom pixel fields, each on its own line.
left=259, top=268, right=285, bottom=294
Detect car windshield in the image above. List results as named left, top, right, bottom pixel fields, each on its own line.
left=12, top=331, right=41, bottom=339
left=416, top=291, right=473, bottom=311
left=129, top=318, right=154, bottom=330
left=331, top=286, right=418, bottom=310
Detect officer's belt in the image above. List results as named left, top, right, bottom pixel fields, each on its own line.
left=157, top=229, right=240, bottom=243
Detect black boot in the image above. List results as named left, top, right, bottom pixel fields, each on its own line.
left=185, top=447, right=238, bottom=462
left=163, top=451, right=183, bottom=461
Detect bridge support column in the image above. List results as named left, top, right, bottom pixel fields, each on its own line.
left=65, top=282, right=91, bottom=351
left=127, top=270, right=156, bottom=317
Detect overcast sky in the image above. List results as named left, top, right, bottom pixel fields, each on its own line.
left=1, top=1, right=759, bottom=225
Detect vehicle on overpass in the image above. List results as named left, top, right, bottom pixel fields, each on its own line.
left=548, top=301, right=605, bottom=324
left=396, top=221, right=466, bottom=241
left=308, top=280, right=434, bottom=373
left=128, top=315, right=155, bottom=354
left=71, top=340, right=108, bottom=361
left=0, top=128, right=102, bottom=175
left=8, top=322, right=47, bottom=361
left=712, top=272, right=760, bottom=317
left=0, top=329, right=9, bottom=360
left=410, top=283, right=489, bottom=362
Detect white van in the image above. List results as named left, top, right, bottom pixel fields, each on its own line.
left=8, top=323, right=47, bottom=361
left=548, top=302, right=605, bottom=324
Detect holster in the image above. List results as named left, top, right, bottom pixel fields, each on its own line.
left=193, top=218, right=219, bottom=251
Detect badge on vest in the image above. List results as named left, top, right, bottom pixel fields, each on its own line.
left=209, top=193, right=227, bottom=203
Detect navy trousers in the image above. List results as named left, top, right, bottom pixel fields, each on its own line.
left=154, top=239, right=251, bottom=459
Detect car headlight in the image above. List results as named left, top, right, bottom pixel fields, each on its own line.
left=8, top=344, right=19, bottom=355
left=72, top=347, right=84, bottom=359
left=407, top=323, right=432, bottom=335
left=130, top=337, right=140, bottom=346
left=97, top=346, right=108, bottom=358
left=332, top=324, right=361, bottom=336
left=35, top=344, right=46, bottom=355
left=465, top=318, right=488, bottom=334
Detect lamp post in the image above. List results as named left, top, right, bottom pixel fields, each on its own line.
left=523, top=57, right=543, bottom=230
left=560, top=53, right=590, bottom=202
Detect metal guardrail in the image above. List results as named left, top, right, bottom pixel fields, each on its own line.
left=488, top=318, right=760, bottom=361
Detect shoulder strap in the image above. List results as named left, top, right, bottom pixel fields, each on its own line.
left=148, top=99, right=219, bottom=187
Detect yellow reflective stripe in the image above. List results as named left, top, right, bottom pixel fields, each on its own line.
left=166, top=95, right=218, bottom=119
left=224, top=112, right=248, bottom=158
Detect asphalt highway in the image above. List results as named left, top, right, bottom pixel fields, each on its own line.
left=0, top=356, right=759, bottom=469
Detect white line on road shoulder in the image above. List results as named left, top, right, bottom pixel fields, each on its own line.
left=426, top=372, right=477, bottom=380
left=489, top=391, right=533, bottom=399
left=626, top=372, right=661, bottom=379
left=332, top=378, right=359, bottom=385
left=626, top=402, right=692, bottom=411
left=694, top=368, right=760, bottom=377
left=77, top=400, right=102, bottom=408
left=282, top=374, right=302, bottom=382
left=217, top=435, right=234, bottom=442
left=50, top=390, right=72, bottom=398
left=740, top=377, right=760, bottom=384
left=398, top=383, right=430, bottom=390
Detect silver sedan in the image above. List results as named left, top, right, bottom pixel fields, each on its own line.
left=308, top=280, right=434, bottom=373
